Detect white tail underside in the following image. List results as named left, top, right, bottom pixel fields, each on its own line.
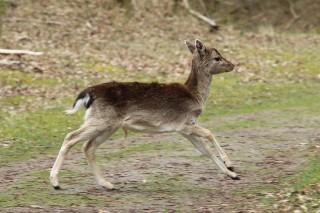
left=64, top=94, right=90, bottom=114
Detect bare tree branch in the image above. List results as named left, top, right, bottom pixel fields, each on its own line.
left=198, top=0, right=209, bottom=16
left=288, top=0, right=299, bottom=19
left=284, top=0, right=301, bottom=30
left=182, top=0, right=219, bottom=30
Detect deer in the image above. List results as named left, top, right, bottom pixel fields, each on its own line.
left=50, top=39, right=239, bottom=190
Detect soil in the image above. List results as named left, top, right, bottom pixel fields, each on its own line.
left=1, top=108, right=319, bottom=213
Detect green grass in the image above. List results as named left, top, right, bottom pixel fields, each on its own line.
left=292, top=156, right=320, bottom=190
left=249, top=155, right=320, bottom=211
left=0, top=69, right=68, bottom=87
left=232, top=155, right=320, bottom=210
left=200, top=75, right=320, bottom=121
left=233, top=185, right=276, bottom=208
left=0, top=108, right=83, bottom=166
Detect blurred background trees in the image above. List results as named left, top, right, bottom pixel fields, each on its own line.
left=100, top=0, right=319, bottom=32
left=1, top=0, right=320, bottom=34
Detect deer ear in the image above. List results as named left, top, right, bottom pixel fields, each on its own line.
left=195, top=39, right=205, bottom=57
left=185, top=40, right=195, bottom=54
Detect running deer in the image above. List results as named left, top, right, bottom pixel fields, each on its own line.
left=50, top=39, right=239, bottom=190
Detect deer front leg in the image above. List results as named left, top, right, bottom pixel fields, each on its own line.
left=180, top=125, right=240, bottom=180
left=180, top=133, right=233, bottom=170
left=180, top=133, right=207, bottom=156
left=211, top=136, right=233, bottom=170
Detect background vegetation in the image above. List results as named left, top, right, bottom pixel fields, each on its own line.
left=0, top=0, right=319, bottom=212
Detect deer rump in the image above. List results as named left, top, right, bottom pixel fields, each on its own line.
left=67, top=81, right=199, bottom=133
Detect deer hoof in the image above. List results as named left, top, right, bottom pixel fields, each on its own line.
left=53, top=185, right=62, bottom=190
left=100, top=181, right=114, bottom=190
left=231, top=175, right=241, bottom=180
left=227, top=166, right=235, bottom=172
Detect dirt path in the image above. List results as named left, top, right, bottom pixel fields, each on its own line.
left=1, top=109, right=319, bottom=213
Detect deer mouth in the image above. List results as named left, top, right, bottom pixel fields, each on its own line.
left=227, top=64, right=235, bottom=72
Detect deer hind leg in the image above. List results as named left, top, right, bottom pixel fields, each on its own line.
left=180, top=125, right=239, bottom=180
left=82, top=127, right=118, bottom=189
left=50, top=124, right=105, bottom=189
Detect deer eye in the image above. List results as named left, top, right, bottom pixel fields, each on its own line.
left=214, top=56, right=221, bottom=61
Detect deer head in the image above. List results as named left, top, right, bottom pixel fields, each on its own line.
left=185, top=39, right=235, bottom=75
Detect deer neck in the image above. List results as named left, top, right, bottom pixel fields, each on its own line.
left=185, top=61, right=212, bottom=106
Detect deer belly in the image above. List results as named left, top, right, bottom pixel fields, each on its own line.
left=123, top=122, right=176, bottom=133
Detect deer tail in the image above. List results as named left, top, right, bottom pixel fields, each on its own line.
left=64, top=90, right=93, bottom=115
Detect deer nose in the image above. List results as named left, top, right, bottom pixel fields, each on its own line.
left=227, top=63, right=235, bottom=71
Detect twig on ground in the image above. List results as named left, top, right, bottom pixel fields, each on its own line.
left=4, top=18, right=65, bottom=26
left=0, top=59, right=21, bottom=65
left=0, top=49, right=43, bottom=56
